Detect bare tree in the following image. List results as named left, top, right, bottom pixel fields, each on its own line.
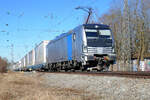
left=0, top=57, right=8, bottom=73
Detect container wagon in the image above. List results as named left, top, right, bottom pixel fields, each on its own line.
left=29, top=40, right=50, bottom=71
left=25, top=49, right=35, bottom=71
left=15, top=40, right=49, bottom=71
left=20, top=57, right=26, bottom=71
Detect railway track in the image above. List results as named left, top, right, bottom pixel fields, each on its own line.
left=43, top=71, right=150, bottom=79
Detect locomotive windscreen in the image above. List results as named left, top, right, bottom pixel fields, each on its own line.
left=85, top=29, right=112, bottom=47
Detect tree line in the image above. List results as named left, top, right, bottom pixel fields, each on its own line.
left=98, top=0, right=150, bottom=71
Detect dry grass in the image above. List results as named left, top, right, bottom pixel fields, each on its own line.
left=0, top=72, right=99, bottom=100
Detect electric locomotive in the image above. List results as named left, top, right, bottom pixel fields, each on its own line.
left=46, top=24, right=115, bottom=71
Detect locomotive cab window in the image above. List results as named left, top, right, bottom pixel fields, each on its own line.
left=73, top=33, right=76, bottom=41
left=85, top=28, right=112, bottom=47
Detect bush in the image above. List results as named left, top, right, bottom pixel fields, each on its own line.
left=0, top=57, right=8, bottom=73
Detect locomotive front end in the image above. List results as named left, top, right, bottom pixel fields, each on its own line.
left=83, top=24, right=116, bottom=71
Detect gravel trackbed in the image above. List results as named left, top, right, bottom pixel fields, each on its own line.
left=39, top=72, right=150, bottom=100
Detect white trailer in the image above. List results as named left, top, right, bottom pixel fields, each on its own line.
left=34, top=40, right=50, bottom=65
left=28, top=49, right=35, bottom=66
left=21, top=57, right=26, bottom=67
left=25, top=54, right=29, bottom=67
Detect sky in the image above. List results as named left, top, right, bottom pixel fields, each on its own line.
left=0, top=0, right=112, bottom=62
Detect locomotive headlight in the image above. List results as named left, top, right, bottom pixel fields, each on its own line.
left=95, top=25, right=99, bottom=28
left=82, top=45, right=88, bottom=53
left=112, top=48, right=115, bottom=53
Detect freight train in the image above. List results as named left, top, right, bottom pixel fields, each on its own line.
left=14, top=24, right=116, bottom=72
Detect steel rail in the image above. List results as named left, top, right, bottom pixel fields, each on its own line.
left=42, top=71, right=150, bottom=79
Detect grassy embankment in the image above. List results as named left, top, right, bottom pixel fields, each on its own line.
left=0, top=72, right=99, bottom=100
